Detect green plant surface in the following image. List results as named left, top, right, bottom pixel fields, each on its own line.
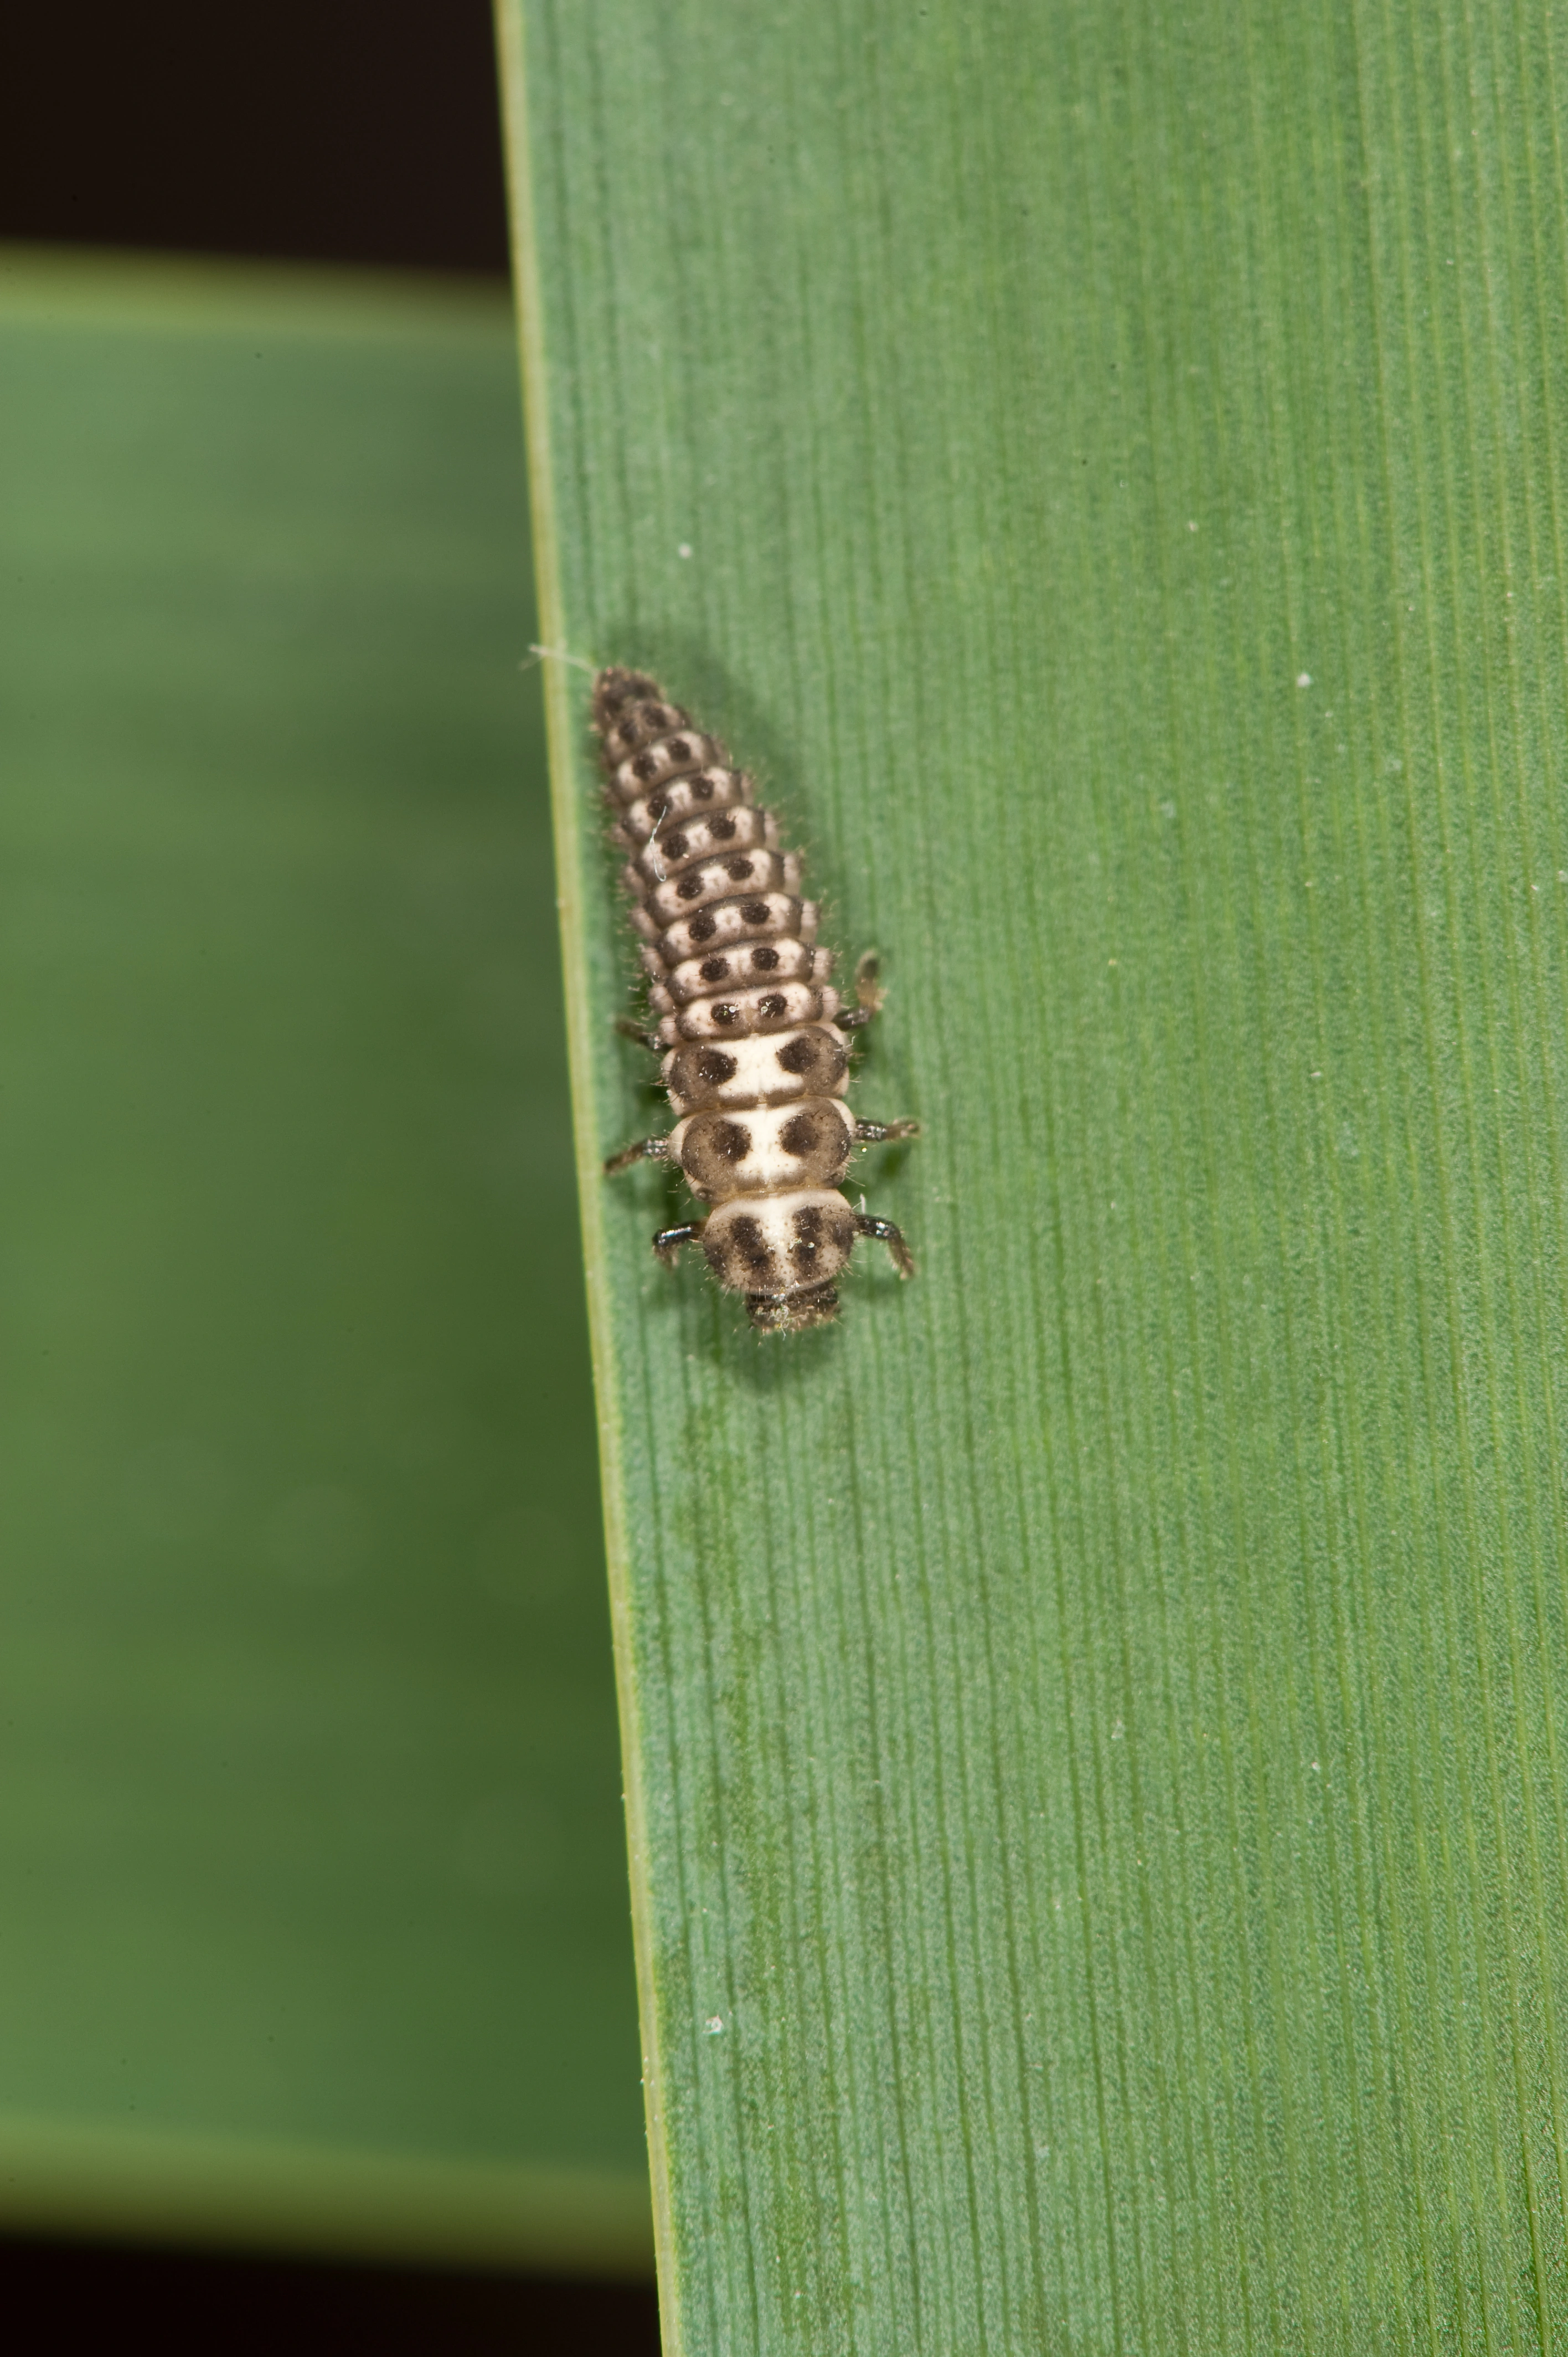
left=0, top=246, right=647, bottom=2271
left=499, top=0, right=1568, bottom=2345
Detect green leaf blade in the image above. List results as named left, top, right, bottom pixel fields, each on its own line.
left=1, top=246, right=648, bottom=2268
left=501, top=1, right=1568, bottom=2344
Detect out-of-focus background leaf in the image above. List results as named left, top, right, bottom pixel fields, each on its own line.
left=0, top=244, right=647, bottom=2276
left=501, top=0, right=1568, bottom=2347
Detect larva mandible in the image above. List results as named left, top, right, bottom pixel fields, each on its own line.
left=595, top=667, right=918, bottom=1334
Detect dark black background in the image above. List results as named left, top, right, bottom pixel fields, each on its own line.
left=1, top=2, right=659, bottom=2345
left=0, top=0, right=511, bottom=273
left=0, top=2240, right=661, bottom=2354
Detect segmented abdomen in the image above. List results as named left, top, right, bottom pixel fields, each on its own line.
left=595, top=666, right=862, bottom=1318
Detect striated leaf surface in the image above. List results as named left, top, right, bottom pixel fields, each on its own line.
left=499, top=3, right=1568, bottom=2345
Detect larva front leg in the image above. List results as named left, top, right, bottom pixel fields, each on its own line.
left=854, top=1118, right=921, bottom=1144
left=835, top=949, right=886, bottom=1033
left=604, top=1134, right=670, bottom=1175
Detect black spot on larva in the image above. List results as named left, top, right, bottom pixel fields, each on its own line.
left=646, top=792, right=669, bottom=821
left=741, top=899, right=770, bottom=924
left=725, top=857, right=754, bottom=881
left=688, top=911, right=717, bottom=942
left=677, top=874, right=704, bottom=900
left=751, top=946, right=780, bottom=971
left=731, top=1215, right=772, bottom=1274
left=669, top=738, right=692, bottom=762
left=710, top=814, right=737, bottom=841
left=699, top=956, right=729, bottom=983
left=663, top=833, right=689, bottom=862
left=790, top=1204, right=827, bottom=1273
left=713, top=1003, right=740, bottom=1025
left=692, top=775, right=714, bottom=800
left=694, top=1048, right=737, bottom=1085
left=758, top=993, right=787, bottom=1020
left=713, top=1120, right=750, bottom=1162
left=776, top=1035, right=818, bottom=1075
left=633, top=753, right=658, bottom=781
left=779, top=1110, right=821, bottom=1156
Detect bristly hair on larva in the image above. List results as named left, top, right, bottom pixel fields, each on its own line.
left=594, top=666, right=919, bottom=1334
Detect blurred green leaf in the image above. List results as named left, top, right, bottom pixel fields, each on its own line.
left=0, top=246, right=647, bottom=2272
left=499, top=0, right=1568, bottom=2343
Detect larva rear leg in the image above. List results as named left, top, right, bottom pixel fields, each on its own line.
left=835, top=949, right=886, bottom=1032
left=853, top=1211, right=915, bottom=1278
left=604, top=1134, right=670, bottom=1175
left=653, top=1221, right=704, bottom=1267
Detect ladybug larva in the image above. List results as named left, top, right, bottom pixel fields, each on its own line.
left=595, top=666, right=918, bottom=1333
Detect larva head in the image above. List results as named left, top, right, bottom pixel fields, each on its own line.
left=701, top=1191, right=857, bottom=1322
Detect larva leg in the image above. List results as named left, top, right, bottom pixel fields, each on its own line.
left=615, top=1015, right=663, bottom=1052
left=854, top=1118, right=921, bottom=1144
left=604, top=1134, right=670, bottom=1175
left=853, top=1211, right=915, bottom=1279
left=653, top=1221, right=704, bottom=1266
left=835, top=949, right=885, bottom=1032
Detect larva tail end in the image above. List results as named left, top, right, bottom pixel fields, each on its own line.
left=746, top=1284, right=840, bottom=1334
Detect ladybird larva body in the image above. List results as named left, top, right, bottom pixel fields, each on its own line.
left=595, top=666, right=918, bottom=1333
left=670, top=1100, right=856, bottom=1202
left=658, top=979, right=832, bottom=1047
left=655, top=936, right=824, bottom=1004
left=632, top=891, right=817, bottom=966
left=617, top=769, right=752, bottom=841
